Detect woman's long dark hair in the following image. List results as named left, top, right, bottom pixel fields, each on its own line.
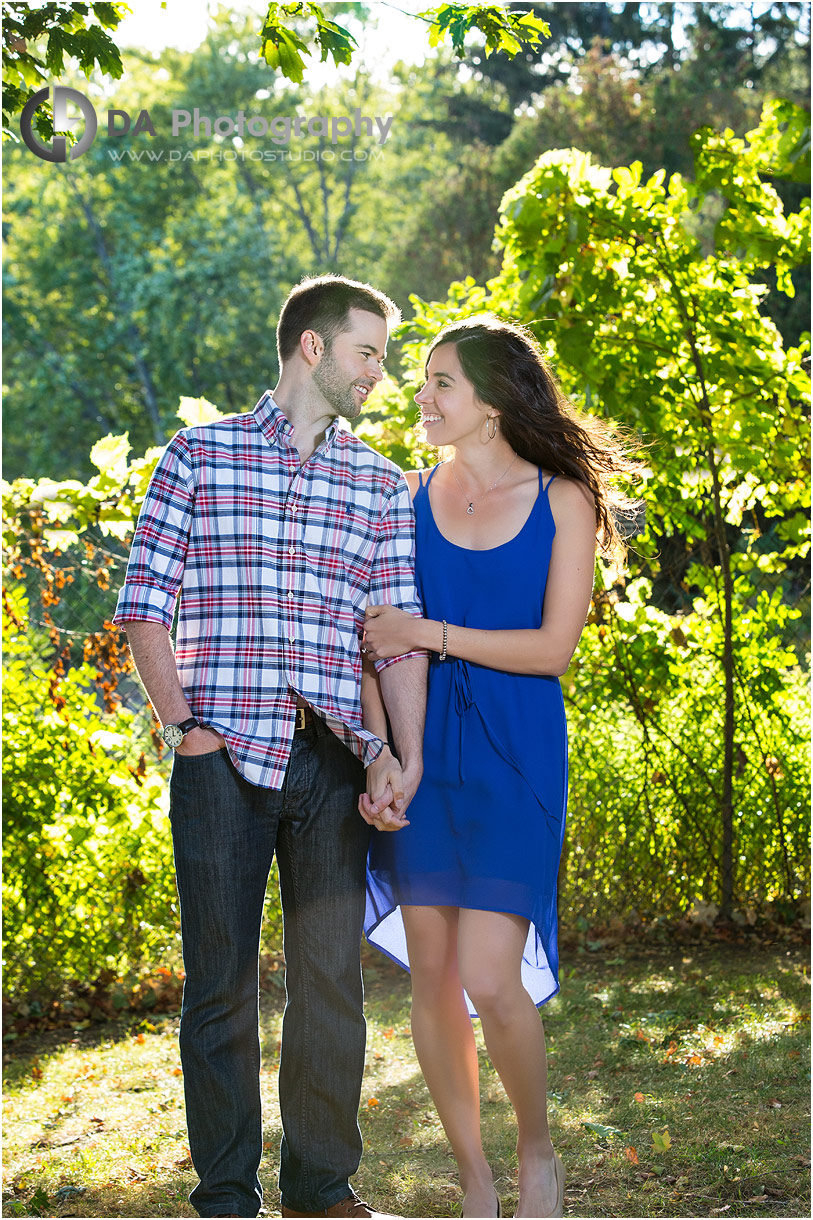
left=427, top=315, right=645, bottom=557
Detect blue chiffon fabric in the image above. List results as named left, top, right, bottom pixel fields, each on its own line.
left=365, top=463, right=568, bottom=1017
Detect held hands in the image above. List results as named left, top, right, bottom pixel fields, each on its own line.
left=363, top=604, right=419, bottom=660
left=358, top=747, right=422, bottom=833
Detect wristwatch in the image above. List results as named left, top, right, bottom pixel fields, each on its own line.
left=162, top=717, right=200, bottom=749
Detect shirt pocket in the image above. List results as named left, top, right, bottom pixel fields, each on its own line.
left=302, top=505, right=375, bottom=581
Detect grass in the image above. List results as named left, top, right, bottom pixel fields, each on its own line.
left=2, top=938, right=809, bottom=1218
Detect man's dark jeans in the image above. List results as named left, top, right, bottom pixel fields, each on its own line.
left=169, top=717, right=369, bottom=1218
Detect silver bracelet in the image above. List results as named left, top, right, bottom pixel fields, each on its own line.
left=439, top=619, right=448, bottom=662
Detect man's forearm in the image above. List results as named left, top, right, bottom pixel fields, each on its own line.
left=378, top=655, right=428, bottom=771
left=121, top=620, right=192, bottom=726
left=360, top=655, right=390, bottom=742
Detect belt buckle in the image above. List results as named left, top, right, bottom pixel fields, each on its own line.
left=295, top=707, right=307, bottom=731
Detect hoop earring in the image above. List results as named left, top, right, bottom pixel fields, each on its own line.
left=486, top=416, right=498, bottom=440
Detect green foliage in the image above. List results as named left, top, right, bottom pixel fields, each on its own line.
left=260, top=2, right=357, bottom=83
left=2, top=586, right=179, bottom=999
left=423, top=3, right=550, bottom=58
left=563, top=592, right=809, bottom=923
left=258, top=1, right=549, bottom=82
left=2, top=1, right=128, bottom=141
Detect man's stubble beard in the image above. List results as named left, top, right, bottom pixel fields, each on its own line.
left=312, top=347, right=362, bottom=420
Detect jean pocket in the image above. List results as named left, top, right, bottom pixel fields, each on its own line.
left=173, top=746, right=229, bottom=763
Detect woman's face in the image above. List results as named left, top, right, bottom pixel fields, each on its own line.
left=414, top=343, right=494, bottom=447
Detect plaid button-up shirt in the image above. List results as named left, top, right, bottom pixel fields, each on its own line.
left=113, top=392, right=424, bottom=788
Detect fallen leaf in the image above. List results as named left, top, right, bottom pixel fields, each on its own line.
left=367, top=1098, right=379, bottom=1108
left=134, top=1033, right=145, bottom=1044
left=711, top=1207, right=731, bottom=1215
left=745, top=1195, right=768, bottom=1203
left=686, top=1054, right=703, bottom=1066
left=382, top=1028, right=394, bottom=1039
left=586, top=1069, right=599, bottom=1079
left=173, top=1067, right=183, bottom=1076
left=652, top=1128, right=672, bottom=1152
left=397, top=1136, right=413, bottom=1148
left=766, top=1098, right=782, bottom=1108
left=625, top=1146, right=639, bottom=1163
left=634, top=1092, right=645, bottom=1103
left=582, top=1121, right=626, bottom=1140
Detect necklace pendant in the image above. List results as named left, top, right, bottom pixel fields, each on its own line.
left=466, top=503, right=475, bottom=515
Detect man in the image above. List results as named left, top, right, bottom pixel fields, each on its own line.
left=113, top=275, right=427, bottom=1219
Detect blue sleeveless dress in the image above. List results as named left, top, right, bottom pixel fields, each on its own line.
left=365, top=464, right=568, bottom=1016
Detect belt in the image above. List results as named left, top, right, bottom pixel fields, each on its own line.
left=294, top=706, right=316, bottom=731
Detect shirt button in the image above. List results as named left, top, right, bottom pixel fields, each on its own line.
left=288, top=547, right=296, bottom=555
left=289, top=638, right=295, bottom=645
left=288, top=590, right=294, bottom=598
left=291, top=505, right=299, bottom=513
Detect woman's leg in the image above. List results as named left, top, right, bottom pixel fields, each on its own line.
left=402, top=905, right=497, bottom=1217
left=457, top=909, right=558, bottom=1218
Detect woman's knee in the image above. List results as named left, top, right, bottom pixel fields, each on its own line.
left=403, top=906, right=462, bottom=998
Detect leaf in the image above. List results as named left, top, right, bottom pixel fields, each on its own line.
left=652, top=1128, right=672, bottom=1152
left=89, top=432, right=132, bottom=477
left=582, top=1121, right=627, bottom=1140
left=176, top=396, right=225, bottom=427
left=28, top=1188, right=51, bottom=1217
left=634, top=1091, right=645, bottom=1102
left=625, top=1146, right=639, bottom=1163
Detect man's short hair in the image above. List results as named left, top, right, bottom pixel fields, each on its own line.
left=276, top=274, right=401, bottom=364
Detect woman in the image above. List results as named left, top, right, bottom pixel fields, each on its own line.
left=359, top=316, right=641, bottom=1219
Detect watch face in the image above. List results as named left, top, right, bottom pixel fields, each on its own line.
left=163, top=724, right=184, bottom=748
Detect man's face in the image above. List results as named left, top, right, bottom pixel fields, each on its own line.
left=312, top=308, right=388, bottom=419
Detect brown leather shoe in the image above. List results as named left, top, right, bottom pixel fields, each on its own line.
left=280, top=1191, right=400, bottom=1218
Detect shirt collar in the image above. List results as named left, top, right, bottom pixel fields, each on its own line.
left=253, top=390, right=342, bottom=450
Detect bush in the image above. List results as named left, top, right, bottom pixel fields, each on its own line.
left=2, top=587, right=180, bottom=1000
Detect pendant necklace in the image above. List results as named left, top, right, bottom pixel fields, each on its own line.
left=451, top=452, right=517, bottom=514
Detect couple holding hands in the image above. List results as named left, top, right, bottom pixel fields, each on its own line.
left=115, top=274, right=639, bottom=1219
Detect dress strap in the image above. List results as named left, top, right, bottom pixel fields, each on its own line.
left=425, top=462, right=443, bottom=487
left=542, top=473, right=557, bottom=492
left=417, top=469, right=424, bottom=488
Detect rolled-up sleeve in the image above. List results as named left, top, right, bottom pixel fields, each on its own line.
left=369, top=478, right=426, bottom=673
left=112, top=433, right=195, bottom=631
